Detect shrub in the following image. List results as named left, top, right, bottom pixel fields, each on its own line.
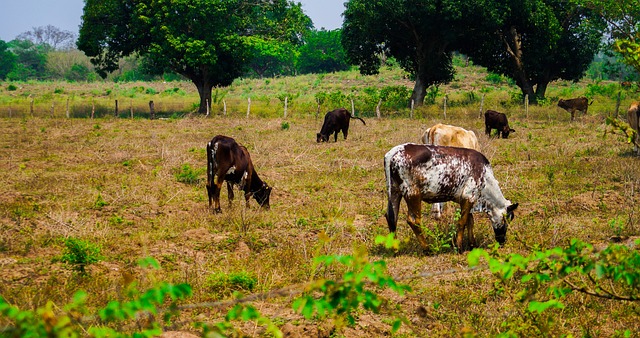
left=174, top=164, right=204, bottom=184
left=60, top=237, right=103, bottom=274
left=7, top=84, right=17, bottom=91
left=205, top=271, right=257, bottom=298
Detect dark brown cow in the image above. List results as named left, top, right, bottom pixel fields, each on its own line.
left=206, top=135, right=272, bottom=213
left=484, top=110, right=515, bottom=139
left=628, top=101, right=640, bottom=156
left=384, top=143, right=518, bottom=252
left=317, top=108, right=366, bottom=142
left=558, top=97, right=592, bottom=121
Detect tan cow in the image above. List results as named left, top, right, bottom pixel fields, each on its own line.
left=628, top=101, right=640, bottom=156
left=558, top=97, right=593, bottom=121
left=421, top=123, right=480, bottom=219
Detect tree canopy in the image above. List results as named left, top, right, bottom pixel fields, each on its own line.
left=78, top=0, right=312, bottom=114
left=297, top=29, right=350, bottom=75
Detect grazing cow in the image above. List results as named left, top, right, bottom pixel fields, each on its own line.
left=316, top=108, right=366, bottom=142
left=484, top=110, right=515, bottom=138
left=421, top=123, right=480, bottom=219
left=206, top=135, right=272, bottom=213
left=558, top=97, right=592, bottom=121
left=628, top=101, right=640, bottom=156
left=384, top=143, right=518, bottom=252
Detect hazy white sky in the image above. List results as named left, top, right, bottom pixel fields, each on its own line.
left=0, top=0, right=345, bottom=42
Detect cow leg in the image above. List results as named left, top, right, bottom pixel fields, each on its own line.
left=466, top=211, right=476, bottom=249
left=570, top=110, right=575, bottom=121
left=455, top=201, right=474, bottom=252
left=333, top=130, right=339, bottom=142
left=406, top=196, right=429, bottom=250
left=226, top=181, right=234, bottom=207
left=485, top=126, right=491, bottom=136
left=342, top=126, right=349, bottom=140
left=210, top=182, right=223, bottom=213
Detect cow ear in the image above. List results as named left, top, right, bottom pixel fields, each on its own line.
left=507, top=203, right=519, bottom=212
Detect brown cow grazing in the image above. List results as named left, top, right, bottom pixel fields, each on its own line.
left=484, top=110, right=515, bottom=139
left=421, top=123, right=480, bottom=219
left=628, top=101, right=640, bottom=156
left=384, top=143, right=518, bottom=252
left=206, top=135, right=272, bottom=213
left=317, top=108, right=366, bottom=142
left=558, top=97, right=592, bottom=121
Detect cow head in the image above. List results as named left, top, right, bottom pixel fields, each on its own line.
left=316, top=133, right=329, bottom=143
left=253, top=182, right=272, bottom=209
left=492, top=203, right=519, bottom=245
left=501, top=126, right=515, bottom=139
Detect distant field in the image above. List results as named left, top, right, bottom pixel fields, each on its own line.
left=0, top=66, right=639, bottom=336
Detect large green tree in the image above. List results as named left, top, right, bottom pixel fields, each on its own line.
left=0, top=40, right=17, bottom=80
left=297, top=29, right=349, bottom=75
left=78, top=0, right=311, bottom=114
left=460, top=0, right=606, bottom=102
left=577, top=0, right=640, bottom=77
left=342, top=0, right=479, bottom=105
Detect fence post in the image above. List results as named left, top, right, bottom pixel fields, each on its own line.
left=443, top=95, right=447, bottom=119
left=30, top=96, right=34, bottom=116
left=149, top=100, right=155, bottom=120
left=410, top=99, right=415, bottom=119
left=525, top=94, right=529, bottom=119
left=50, top=101, right=54, bottom=118
left=66, top=97, right=70, bottom=118
left=115, top=99, right=119, bottom=117
left=351, top=99, right=355, bottom=116
left=376, top=99, right=382, bottom=119
left=130, top=101, right=133, bottom=119
left=614, top=91, right=621, bottom=118
left=284, top=96, right=288, bottom=118
left=206, top=99, right=210, bottom=117
left=91, top=102, right=95, bottom=119
left=479, top=94, right=484, bottom=118
left=223, top=100, right=227, bottom=116
left=246, top=98, right=251, bottom=118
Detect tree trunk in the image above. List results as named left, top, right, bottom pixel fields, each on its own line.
left=194, top=79, right=213, bottom=114
left=535, top=81, right=549, bottom=101
left=410, top=75, right=427, bottom=107
left=502, top=26, right=536, bottom=104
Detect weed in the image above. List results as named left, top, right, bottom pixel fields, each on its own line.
left=93, top=194, right=108, bottom=209
left=59, top=237, right=103, bottom=274
left=205, top=271, right=257, bottom=298
left=174, top=163, right=204, bottom=184
left=281, top=121, right=290, bottom=130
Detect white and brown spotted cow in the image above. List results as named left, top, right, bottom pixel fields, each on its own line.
left=421, top=123, right=480, bottom=219
left=206, top=135, right=272, bottom=213
left=384, top=143, right=518, bottom=252
left=628, top=101, right=640, bottom=156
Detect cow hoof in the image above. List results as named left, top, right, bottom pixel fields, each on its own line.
left=213, top=208, right=222, bottom=214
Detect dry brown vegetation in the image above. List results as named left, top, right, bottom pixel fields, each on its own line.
left=1, top=67, right=639, bottom=336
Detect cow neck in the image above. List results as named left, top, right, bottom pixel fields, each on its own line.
left=249, top=171, right=265, bottom=192
left=478, top=168, right=509, bottom=210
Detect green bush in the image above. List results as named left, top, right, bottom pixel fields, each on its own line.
left=60, top=237, right=103, bottom=274
left=7, top=84, right=17, bottom=91
left=174, top=164, right=204, bottom=184
left=205, top=271, right=257, bottom=298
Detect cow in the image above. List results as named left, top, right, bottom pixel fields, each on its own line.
left=206, top=135, right=272, bottom=213
left=628, top=101, right=640, bottom=156
left=316, top=108, right=366, bottom=142
left=384, top=143, right=518, bottom=253
left=421, top=123, right=480, bottom=219
left=558, top=97, right=592, bottom=121
left=484, top=110, right=515, bottom=138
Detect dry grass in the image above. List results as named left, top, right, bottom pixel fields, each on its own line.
left=1, top=90, right=639, bottom=336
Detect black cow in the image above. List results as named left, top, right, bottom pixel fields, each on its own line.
left=206, top=135, right=272, bottom=213
left=484, top=110, right=515, bottom=139
left=316, top=108, right=366, bottom=142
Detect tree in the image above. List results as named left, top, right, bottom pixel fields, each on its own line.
left=17, top=25, right=76, bottom=51
left=7, top=40, right=49, bottom=80
left=459, top=0, right=606, bottom=102
left=78, top=0, right=311, bottom=114
left=245, top=38, right=298, bottom=78
left=297, top=29, right=350, bottom=74
left=576, top=0, right=640, bottom=77
left=342, top=0, right=470, bottom=105
left=0, top=40, right=17, bottom=80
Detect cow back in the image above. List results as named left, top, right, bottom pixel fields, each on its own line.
left=423, top=123, right=479, bottom=151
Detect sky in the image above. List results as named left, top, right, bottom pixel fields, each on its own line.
left=0, top=0, right=345, bottom=42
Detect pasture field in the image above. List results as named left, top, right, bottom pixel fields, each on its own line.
left=1, top=69, right=639, bottom=336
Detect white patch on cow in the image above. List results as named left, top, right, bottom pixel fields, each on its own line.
left=226, top=166, right=236, bottom=175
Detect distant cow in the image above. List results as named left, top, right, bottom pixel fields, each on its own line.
left=384, top=143, right=518, bottom=252
left=317, top=108, right=366, bottom=142
left=484, top=110, right=515, bottom=138
left=628, top=101, right=640, bottom=156
left=206, top=135, right=272, bottom=213
left=421, top=123, right=480, bottom=219
left=558, top=97, right=592, bottom=121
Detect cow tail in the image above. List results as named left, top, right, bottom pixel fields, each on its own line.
left=384, top=153, right=398, bottom=233
left=351, top=115, right=366, bottom=125
left=206, top=141, right=214, bottom=188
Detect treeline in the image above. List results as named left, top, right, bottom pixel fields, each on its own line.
left=0, top=26, right=349, bottom=83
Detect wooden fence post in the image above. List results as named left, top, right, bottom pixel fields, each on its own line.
left=30, top=96, right=34, bottom=116
left=443, top=95, right=448, bottom=119
left=376, top=99, right=382, bottom=119
left=149, top=100, right=155, bottom=120
left=115, top=99, right=119, bottom=117
left=525, top=94, right=529, bottom=119
left=410, top=99, right=415, bottom=119
left=614, top=91, right=621, bottom=118
left=206, top=99, right=210, bottom=117
left=91, top=102, right=95, bottom=119
left=284, top=96, right=288, bottom=118
left=130, top=101, right=133, bottom=119
left=50, top=101, right=54, bottom=118
left=223, top=100, right=227, bottom=116
left=479, top=94, right=485, bottom=118
left=246, top=98, right=251, bottom=118
left=351, top=99, right=355, bottom=116
left=66, top=97, right=70, bottom=118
